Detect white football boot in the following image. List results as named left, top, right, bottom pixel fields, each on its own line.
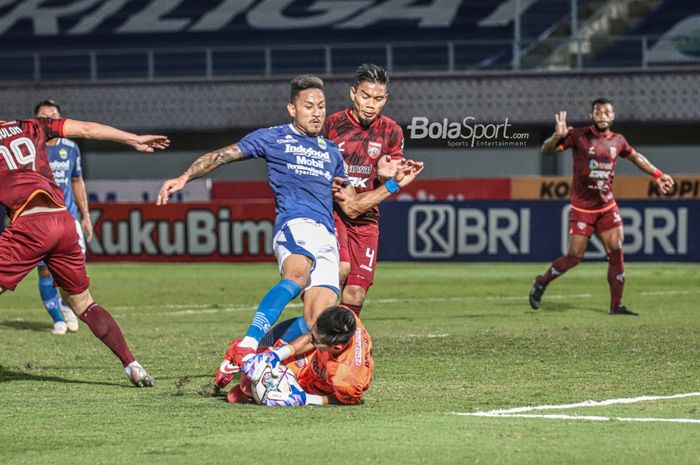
left=60, top=304, right=79, bottom=332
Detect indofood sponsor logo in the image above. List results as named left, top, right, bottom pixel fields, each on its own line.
left=406, top=116, right=530, bottom=148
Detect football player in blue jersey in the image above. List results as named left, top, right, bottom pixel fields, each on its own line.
left=157, top=75, right=423, bottom=391
left=34, top=100, right=91, bottom=336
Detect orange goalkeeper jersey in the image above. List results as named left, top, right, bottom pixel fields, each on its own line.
left=288, top=316, right=374, bottom=405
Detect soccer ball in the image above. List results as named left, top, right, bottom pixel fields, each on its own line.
left=251, top=363, right=300, bottom=405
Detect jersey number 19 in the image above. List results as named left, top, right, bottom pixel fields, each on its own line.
left=1, top=137, right=37, bottom=171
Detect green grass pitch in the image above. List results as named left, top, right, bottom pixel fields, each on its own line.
left=1, top=262, right=699, bottom=465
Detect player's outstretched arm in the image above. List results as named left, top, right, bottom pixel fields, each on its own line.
left=157, top=144, right=246, bottom=205
left=335, top=159, right=424, bottom=219
left=541, top=111, right=570, bottom=155
left=628, top=151, right=675, bottom=194
left=62, top=119, right=170, bottom=152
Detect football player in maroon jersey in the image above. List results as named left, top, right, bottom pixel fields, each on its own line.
left=322, top=63, right=405, bottom=317
left=529, top=98, right=674, bottom=315
left=0, top=116, right=168, bottom=386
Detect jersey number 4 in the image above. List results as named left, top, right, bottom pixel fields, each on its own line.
left=1, top=137, right=37, bottom=171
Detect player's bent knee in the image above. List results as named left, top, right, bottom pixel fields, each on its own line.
left=303, top=287, right=339, bottom=326
left=61, top=288, right=94, bottom=314
left=343, top=285, right=366, bottom=306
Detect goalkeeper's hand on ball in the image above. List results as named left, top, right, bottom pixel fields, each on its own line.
left=263, top=385, right=307, bottom=407
left=243, top=351, right=281, bottom=381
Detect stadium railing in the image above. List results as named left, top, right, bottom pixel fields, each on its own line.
left=2, top=35, right=699, bottom=83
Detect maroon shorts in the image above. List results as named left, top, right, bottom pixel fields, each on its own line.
left=334, top=216, right=379, bottom=291
left=0, top=211, right=89, bottom=293
left=569, top=204, right=622, bottom=237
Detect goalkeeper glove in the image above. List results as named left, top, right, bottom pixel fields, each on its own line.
left=243, top=351, right=281, bottom=381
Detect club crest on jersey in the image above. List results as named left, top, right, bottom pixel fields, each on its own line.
left=577, top=222, right=586, bottom=230
left=59, top=148, right=68, bottom=158
left=367, top=141, right=382, bottom=159
left=317, top=137, right=327, bottom=149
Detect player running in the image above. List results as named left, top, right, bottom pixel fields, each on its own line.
left=34, top=100, right=90, bottom=335
left=0, top=116, right=168, bottom=386
left=156, top=75, right=422, bottom=391
left=228, top=305, right=373, bottom=406
left=529, top=98, right=674, bottom=315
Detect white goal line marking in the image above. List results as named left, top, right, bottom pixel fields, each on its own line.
left=454, top=392, right=700, bottom=424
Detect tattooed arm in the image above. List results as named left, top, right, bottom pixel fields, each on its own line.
left=157, top=144, right=245, bottom=205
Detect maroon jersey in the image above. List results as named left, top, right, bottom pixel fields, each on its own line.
left=323, top=109, right=404, bottom=225
left=558, top=125, right=635, bottom=211
left=0, top=118, right=66, bottom=221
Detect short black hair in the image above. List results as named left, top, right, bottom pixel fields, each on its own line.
left=34, top=99, right=61, bottom=115
left=591, top=98, right=613, bottom=111
left=290, top=75, right=324, bottom=103
left=353, top=63, right=389, bottom=88
left=313, top=306, right=357, bottom=346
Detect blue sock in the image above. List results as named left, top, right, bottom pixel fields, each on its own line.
left=278, top=316, right=310, bottom=343
left=39, top=276, right=64, bottom=323
left=260, top=317, right=310, bottom=347
left=245, top=279, right=301, bottom=343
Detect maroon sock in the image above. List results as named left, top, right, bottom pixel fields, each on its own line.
left=607, top=248, right=625, bottom=310
left=79, top=302, right=135, bottom=367
left=539, top=254, right=581, bottom=287
left=340, top=302, right=363, bottom=317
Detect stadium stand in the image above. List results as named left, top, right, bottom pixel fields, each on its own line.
left=7, top=0, right=692, bottom=81
left=587, top=0, right=700, bottom=67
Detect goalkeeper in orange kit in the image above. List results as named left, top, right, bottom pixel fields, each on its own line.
left=228, top=305, right=374, bottom=406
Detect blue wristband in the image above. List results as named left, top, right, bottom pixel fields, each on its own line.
left=385, top=178, right=400, bottom=194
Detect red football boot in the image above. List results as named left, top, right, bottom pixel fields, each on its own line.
left=214, top=339, right=256, bottom=389
left=225, top=338, right=256, bottom=366
left=214, top=358, right=240, bottom=389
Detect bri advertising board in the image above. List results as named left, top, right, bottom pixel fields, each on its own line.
left=84, top=200, right=699, bottom=262
left=378, top=200, right=700, bottom=262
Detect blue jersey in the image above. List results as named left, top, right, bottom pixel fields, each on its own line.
left=238, top=124, right=347, bottom=234
left=47, top=138, right=82, bottom=220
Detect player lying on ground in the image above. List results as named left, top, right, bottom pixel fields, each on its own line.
left=529, top=98, right=674, bottom=316
left=0, top=116, right=169, bottom=386
left=227, top=305, right=373, bottom=406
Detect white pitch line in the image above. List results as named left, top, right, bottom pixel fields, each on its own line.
left=466, top=392, right=700, bottom=415
left=3, top=288, right=697, bottom=316
left=463, top=413, right=700, bottom=424
left=454, top=392, right=700, bottom=424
